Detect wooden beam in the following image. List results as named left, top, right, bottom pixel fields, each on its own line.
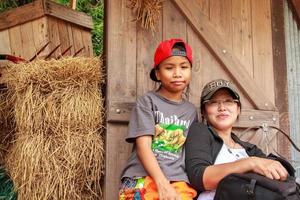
left=70, top=0, right=77, bottom=10
left=0, top=0, right=45, bottom=31
left=106, top=100, right=279, bottom=128
left=171, top=0, right=276, bottom=111
left=271, top=0, right=291, bottom=158
left=45, top=1, right=93, bottom=29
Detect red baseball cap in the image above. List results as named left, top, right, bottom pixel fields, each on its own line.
left=150, top=38, right=193, bottom=82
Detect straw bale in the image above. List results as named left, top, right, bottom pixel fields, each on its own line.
left=3, top=57, right=105, bottom=200
left=0, top=88, right=15, bottom=165
left=128, top=0, right=163, bottom=32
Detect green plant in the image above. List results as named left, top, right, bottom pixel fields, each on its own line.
left=0, top=0, right=33, bottom=12
left=56, top=0, right=104, bottom=56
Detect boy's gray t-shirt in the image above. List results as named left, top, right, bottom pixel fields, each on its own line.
left=121, top=91, right=198, bottom=182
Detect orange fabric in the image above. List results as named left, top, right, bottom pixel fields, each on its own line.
left=119, top=176, right=197, bottom=200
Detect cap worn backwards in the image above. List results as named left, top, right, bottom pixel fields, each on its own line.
left=150, top=38, right=193, bottom=82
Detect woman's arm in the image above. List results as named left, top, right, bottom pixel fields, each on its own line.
left=203, top=156, right=288, bottom=190
left=136, top=135, right=180, bottom=200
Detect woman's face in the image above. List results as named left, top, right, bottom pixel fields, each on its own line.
left=203, top=89, right=240, bottom=133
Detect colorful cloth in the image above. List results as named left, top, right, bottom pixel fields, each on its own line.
left=119, top=176, right=197, bottom=200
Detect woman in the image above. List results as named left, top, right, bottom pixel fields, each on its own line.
left=185, top=79, right=288, bottom=200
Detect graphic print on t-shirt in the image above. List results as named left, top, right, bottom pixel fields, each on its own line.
left=151, top=111, right=191, bottom=155
left=152, top=124, right=186, bottom=153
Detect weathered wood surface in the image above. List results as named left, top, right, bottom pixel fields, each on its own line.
left=0, top=0, right=92, bottom=31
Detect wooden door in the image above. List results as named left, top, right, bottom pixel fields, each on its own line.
left=105, top=0, right=284, bottom=199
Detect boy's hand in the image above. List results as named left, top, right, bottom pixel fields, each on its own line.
left=156, top=179, right=181, bottom=200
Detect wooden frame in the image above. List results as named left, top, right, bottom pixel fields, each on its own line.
left=0, top=0, right=92, bottom=31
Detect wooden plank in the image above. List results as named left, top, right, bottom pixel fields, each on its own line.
left=163, top=0, right=186, bottom=39
left=44, top=0, right=93, bottom=29
left=57, top=20, right=72, bottom=57
left=105, top=124, right=132, bottom=199
left=71, top=24, right=84, bottom=56
left=171, top=0, right=276, bottom=111
left=107, top=100, right=279, bottom=128
left=251, top=0, right=275, bottom=103
left=187, top=25, right=204, bottom=109
left=20, top=22, right=36, bottom=60
left=81, top=30, right=93, bottom=56
left=0, top=30, right=11, bottom=54
left=0, top=0, right=45, bottom=31
left=197, top=0, right=210, bottom=17
left=271, top=0, right=291, bottom=158
left=136, top=13, right=162, bottom=97
left=209, top=0, right=232, bottom=47
left=9, top=26, right=23, bottom=57
left=32, top=17, right=50, bottom=59
left=67, top=23, right=75, bottom=55
left=47, top=17, right=61, bottom=58
left=231, top=0, right=253, bottom=76
left=106, top=1, right=137, bottom=99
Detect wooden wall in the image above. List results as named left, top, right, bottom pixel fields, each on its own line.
left=105, top=0, right=286, bottom=199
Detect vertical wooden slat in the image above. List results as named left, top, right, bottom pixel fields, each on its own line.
left=231, top=0, right=253, bottom=76
left=48, top=17, right=61, bottom=58
left=0, top=30, right=11, bottom=67
left=71, top=24, right=84, bottom=56
left=0, top=30, right=11, bottom=54
left=20, top=22, right=35, bottom=60
left=187, top=25, right=204, bottom=109
left=136, top=11, right=162, bottom=97
left=9, top=26, right=22, bottom=57
left=67, top=23, right=75, bottom=55
left=57, top=20, right=72, bottom=57
left=163, top=0, right=187, bottom=39
left=32, top=17, right=50, bottom=59
left=81, top=29, right=93, bottom=56
left=209, top=0, right=232, bottom=47
left=198, top=0, right=210, bottom=17
left=251, top=0, right=275, bottom=103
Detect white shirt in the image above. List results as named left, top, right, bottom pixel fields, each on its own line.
left=197, top=144, right=249, bottom=200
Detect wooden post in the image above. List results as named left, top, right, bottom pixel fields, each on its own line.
left=271, top=0, right=290, bottom=158
left=70, top=0, right=77, bottom=10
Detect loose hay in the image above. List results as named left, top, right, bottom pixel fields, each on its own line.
left=128, top=0, right=163, bottom=32
left=3, top=57, right=105, bottom=200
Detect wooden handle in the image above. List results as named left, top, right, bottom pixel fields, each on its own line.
left=70, top=0, right=77, bottom=10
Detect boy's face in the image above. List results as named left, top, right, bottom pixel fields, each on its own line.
left=155, top=56, right=192, bottom=94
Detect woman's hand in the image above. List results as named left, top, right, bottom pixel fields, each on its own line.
left=250, top=157, right=288, bottom=181
left=156, top=179, right=181, bottom=200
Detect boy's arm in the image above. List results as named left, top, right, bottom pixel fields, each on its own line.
left=136, top=135, right=180, bottom=200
